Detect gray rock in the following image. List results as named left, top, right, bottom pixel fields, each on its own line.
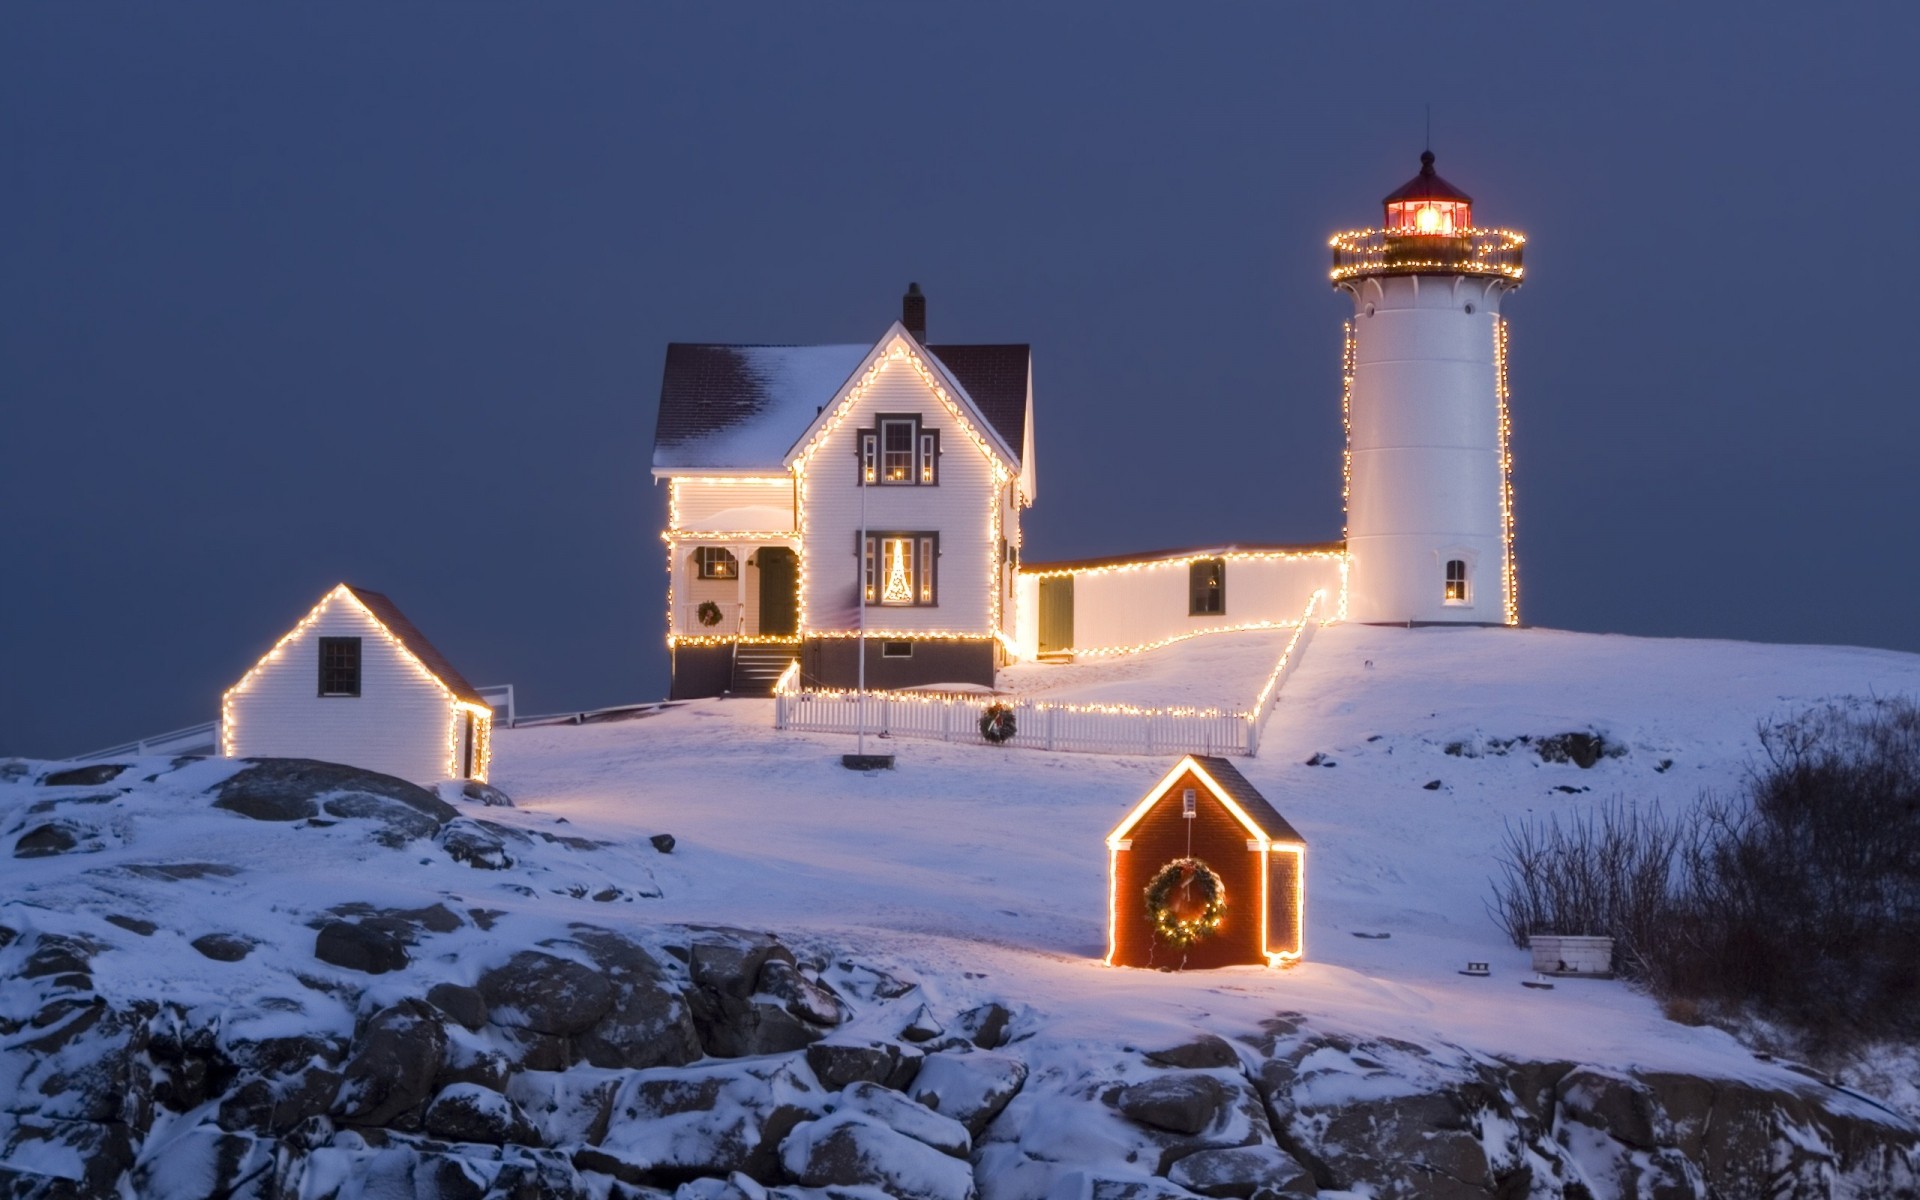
left=313, top=921, right=409, bottom=974
left=216, top=1065, right=342, bottom=1135
left=461, top=780, right=515, bottom=807
left=806, top=1039, right=922, bottom=1091
left=506, top=1070, right=623, bottom=1148
left=569, top=927, right=702, bottom=1070
left=779, top=1111, right=977, bottom=1200
left=650, top=832, right=676, bottom=853
left=41, top=763, right=127, bottom=787
left=1118, top=1074, right=1230, bottom=1136
left=189, top=933, right=255, bottom=962
left=13, top=822, right=87, bottom=858
left=0, top=1115, right=137, bottom=1198
left=333, top=1000, right=448, bottom=1129
left=686, top=929, right=815, bottom=1057
left=426, top=982, right=489, bottom=1031
left=438, top=1025, right=513, bottom=1092
left=958, top=1002, right=1013, bottom=1050
left=215, top=758, right=457, bottom=826
left=1556, top=1066, right=1662, bottom=1151
left=1145, top=1034, right=1240, bottom=1071
left=1168, top=1145, right=1317, bottom=1198
left=760, top=958, right=844, bottom=1028
left=479, top=950, right=615, bottom=1036
left=900, top=1002, right=945, bottom=1043
left=909, top=1051, right=1028, bottom=1137
left=439, top=819, right=517, bottom=869
left=423, top=1082, right=541, bottom=1146
left=836, top=1080, right=971, bottom=1157
left=105, top=914, right=157, bottom=937
left=321, top=791, right=446, bottom=845
left=594, top=1059, right=823, bottom=1185
left=130, top=1125, right=278, bottom=1200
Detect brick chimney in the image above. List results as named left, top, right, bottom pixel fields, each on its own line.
left=902, top=282, right=926, bottom=342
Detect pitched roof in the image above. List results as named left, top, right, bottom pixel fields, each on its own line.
left=343, top=586, right=487, bottom=707
left=1383, top=150, right=1472, bottom=206
left=1189, top=756, right=1306, bottom=844
left=652, top=340, right=1030, bottom=471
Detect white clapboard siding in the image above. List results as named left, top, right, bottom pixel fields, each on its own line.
left=799, top=360, right=1006, bottom=635
left=225, top=598, right=459, bottom=786
left=670, top=479, right=795, bottom=532
left=675, top=547, right=765, bottom=634
left=1063, top=556, right=1345, bottom=654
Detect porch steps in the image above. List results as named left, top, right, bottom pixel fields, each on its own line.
left=732, top=643, right=799, bottom=696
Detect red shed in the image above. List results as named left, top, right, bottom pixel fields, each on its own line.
left=1106, top=755, right=1306, bottom=970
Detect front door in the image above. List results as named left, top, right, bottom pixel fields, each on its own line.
left=757, top=547, right=799, bottom=636
left=1038, top=575, right=1074, bottom=654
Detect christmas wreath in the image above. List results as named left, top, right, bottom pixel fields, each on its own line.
left=1144, top=858, right=1226, bottom=949
left=696, top=601, right=723, bottom=628
left=979, top=702, right=1017, bottom=744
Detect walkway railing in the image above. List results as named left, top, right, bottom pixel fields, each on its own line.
left=775, top=591, right=1325, bottom=758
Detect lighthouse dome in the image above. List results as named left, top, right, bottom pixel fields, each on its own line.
left=1383, top=151, right=1473, bottom=235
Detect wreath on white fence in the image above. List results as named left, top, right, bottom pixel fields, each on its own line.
left=1145, top=857, right=1226, bottom=949
left=979, top=703, right=1017, bottom=744
left=696, top=601, right=723, bottom=628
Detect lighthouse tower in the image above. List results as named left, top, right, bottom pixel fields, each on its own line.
left=1331, top=152, right=1526, bottom=625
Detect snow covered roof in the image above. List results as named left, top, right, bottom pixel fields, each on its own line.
left=653, top=341, right=1030, bottom=471
left=342, top=586, right=487, bottom=707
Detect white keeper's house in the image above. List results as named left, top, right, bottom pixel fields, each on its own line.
left=652, top=151, right=1527, bottom=699
left=220, top=583, right=495, bottom=786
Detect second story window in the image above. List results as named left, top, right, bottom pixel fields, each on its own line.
left=695, top=547, right=738, bottom=580
left=858, top=415, right=938, bottom=485
left=1189, top=558, right=1226, bottom=615
left=319, top=636, right=361, bottom=697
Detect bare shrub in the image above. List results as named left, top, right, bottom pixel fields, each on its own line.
left=1487, top=697, right=1920, bottom=1050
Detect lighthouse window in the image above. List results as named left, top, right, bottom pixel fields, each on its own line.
left=1189, top=558, right=1226, bottom=615
left=1444, top=559, right=1470, bottom=604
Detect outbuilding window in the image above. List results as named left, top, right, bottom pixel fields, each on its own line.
left=1189, top=558, right=1226, bottom=615
left=318, top=637, right=361, bottom=697
left=1444, top=559, right=1470, bottom=603
left=695, top=547, right=738, bottom=580
left=860, top=532, right=938, bottom=606
left=858, top=415, right=938, bottom=485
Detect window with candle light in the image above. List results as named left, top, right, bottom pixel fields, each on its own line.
left=857, top=415, right=938, bottom=485
left=859, top=532, right=938, bottom=606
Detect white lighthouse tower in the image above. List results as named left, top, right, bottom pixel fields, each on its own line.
left=1331, top=152, right=1526, bottom=625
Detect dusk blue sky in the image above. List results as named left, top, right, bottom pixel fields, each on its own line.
left=6, top=4, right=1918, bottom=756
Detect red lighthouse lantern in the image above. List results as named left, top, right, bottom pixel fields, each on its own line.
left=1383, top=150, right=1472, bottom=235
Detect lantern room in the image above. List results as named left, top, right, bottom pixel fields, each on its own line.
left=1383, top=150, right=1472, bottom=235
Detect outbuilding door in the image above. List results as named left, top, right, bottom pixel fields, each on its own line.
left=757, top=548, right=798, bottom=636
left=1038, top=575, right=1074, bottom=655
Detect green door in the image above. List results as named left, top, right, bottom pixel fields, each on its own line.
left=757, top=547, right=799, bottom=636
left=1038, top=575, right=1074, bottom=654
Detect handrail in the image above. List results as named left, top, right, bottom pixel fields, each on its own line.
left=71, top=720, right=219, bottom=762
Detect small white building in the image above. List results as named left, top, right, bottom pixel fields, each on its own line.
left=220, top=584, right=493, bottom=786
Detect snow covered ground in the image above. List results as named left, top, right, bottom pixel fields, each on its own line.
left=995, top=627, right=1298, bottom=712
left=490, top=623, right=1920, bottom=1088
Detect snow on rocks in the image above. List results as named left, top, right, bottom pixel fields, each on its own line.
left=909, top=1051, right=1030, bottom=1138
left=780, top=1108, right=978, bottom=1200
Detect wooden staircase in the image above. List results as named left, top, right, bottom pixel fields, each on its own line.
left=731, top=642, right=799, bottom=696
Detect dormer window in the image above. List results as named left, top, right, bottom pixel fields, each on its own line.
left=858, top=415, right=938, bottom=485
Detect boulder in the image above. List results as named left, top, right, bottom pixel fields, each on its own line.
left=215, top=758, right=457, bottom=826
left=479, top=950, right=615, bottom=1037
left=958, top=1002, right=1014, bottom=1051
left=41, top=763, right=127, bottom=787
left=105, top=914, right=157, bottom=937
left=129, top=1124, right=278, bottom=1200
left=321, top=791, right=447, bottom=846
left=12, top=822, right=87, bottom=858
left=423, top=1082, right=542, bottom=1146
left=506, top=1069, right=623, bottom=1148
left=190, top=933, right=255, bottom=962
left=426, top=982, right=489, bottom=1031
left=909, top=1051, right=1028, bottom=1137
left=900, top=1002, right=945, bottom=1043
left=1145, top=1035, right=1240, bottom=1072
left=439, top=819, right=517, bottom=870
left=333, top=1001, right=448, bottom=1129
left=779, top=1111, right=978, bottom=1200
left=461, top=780, right=515, bottom=807
left=650, top=833, right=676, bottom=853
left=313, top=921, right=409, bottom=975
left=806, top=1039, right=923, bottom=1092
left=759, top=958, right=844, bottom=1028
left=1118, top=1074, right=1230, bottom=1137
left=568, top=928, right=702, bottom=1070
left=836, top=1081, right=971, bottom=1157
left=1167, top=1145, right=1317, bottom=1199
left=592, top=1059, right=824, bottom=1184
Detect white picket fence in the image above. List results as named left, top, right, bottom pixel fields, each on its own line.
left=776, top=595, right=1322, bottom=758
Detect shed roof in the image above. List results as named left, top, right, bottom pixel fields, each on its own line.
left=343, top=586, right=488, bottom=707
left=1109, top=754, right=1306, bottom=848
left=652, top=340, right=1029, bottom=471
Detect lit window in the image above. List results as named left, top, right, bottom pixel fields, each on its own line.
left=1444, top=559, right=1470, bottom=603
left=1189, top=558, right=1225, bottom=615
left=319, top=637, right=361, bottom=697
left=695, top=547, right=738, bottom=580
left=861, top=532, right=938, bottom=606
left=858, top=416, right=937, bottom=485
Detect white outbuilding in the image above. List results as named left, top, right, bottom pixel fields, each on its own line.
left=219, top=583, right=493, bottom=786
